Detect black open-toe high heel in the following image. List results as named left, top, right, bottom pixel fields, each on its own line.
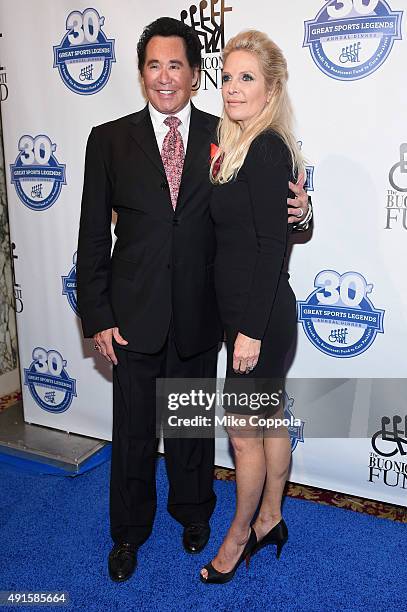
left=199, top=528, right=257, bottom=585
left=251, top=518, right=288, bottom=560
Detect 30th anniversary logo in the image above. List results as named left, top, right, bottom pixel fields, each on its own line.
left=303, top=0, right=403, bottom=81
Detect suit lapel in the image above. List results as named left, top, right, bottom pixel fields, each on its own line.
left=127, top=104, right=215, bottom=214
left=176, top=104, right=214, bottom=212
left=128, top=106, right=166, bottom=178
left=182, top=103, right=212, bottom=176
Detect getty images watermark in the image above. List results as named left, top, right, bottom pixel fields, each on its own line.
left=157, top=378, right=407, bottom=441
left=156, top=378, right=301, bottom=438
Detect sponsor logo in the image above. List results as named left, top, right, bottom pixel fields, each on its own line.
left=24, top=347, right=77, bottom=414
left=298, top=140, right=314, bottom=191
left=297, top=270, right=384, bottom=357
left=385, top=143, right=407, bottom=230
left=11, top=242, right=23, bottom=314
left=181, top=0, right=232, bottom=90
left=62, top=252, right=78, bottom=316
left=0, top=32, right=8, bottom=102
left=284, top=393, right=305, bottom=452
left=53, top=8, right=115, bottom=95
left=303, top=0, right=403, bottom=81
left=369, top=414, right=407, bottom=489
left=10, top=135, right=66, bottom=211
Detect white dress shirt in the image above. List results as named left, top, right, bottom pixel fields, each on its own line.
left=148, top=101, right=191, bottom=154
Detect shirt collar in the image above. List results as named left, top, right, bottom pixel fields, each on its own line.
left=148, top=101, right=191, bottom=130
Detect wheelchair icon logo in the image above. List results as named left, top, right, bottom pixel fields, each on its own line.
left=371, top=415, right=407, bottom=457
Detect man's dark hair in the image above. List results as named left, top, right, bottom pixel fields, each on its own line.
left=137, top=17, right=202, bottom=72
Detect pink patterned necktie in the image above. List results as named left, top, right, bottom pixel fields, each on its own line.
left=161, top=116, right=185, bottom=210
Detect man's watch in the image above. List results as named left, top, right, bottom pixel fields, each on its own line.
left=293, top=196, right=313, bottom=232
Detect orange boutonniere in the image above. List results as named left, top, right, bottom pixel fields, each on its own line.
left=210, top=142, right=222, bottom=178
left=210, top=143, right=219, bottom=161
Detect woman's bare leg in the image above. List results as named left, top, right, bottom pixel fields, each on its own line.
left=252, top=423, right=291, bottom=541
left=201, top=419, right=265, bottom=578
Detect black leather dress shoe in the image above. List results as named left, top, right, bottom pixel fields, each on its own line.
left=183, top=522, right=210, bottom=554
left=108, top=542, right=138, bottom=582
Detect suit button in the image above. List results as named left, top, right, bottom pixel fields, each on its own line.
left=160, top=181, right=169, bottom=190
left=173, top=218, right=179, bottom=226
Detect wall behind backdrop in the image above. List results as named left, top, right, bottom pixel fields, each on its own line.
left=0, top=113, right=19, bottom=396
left=0, top=0, right=406, bottom=505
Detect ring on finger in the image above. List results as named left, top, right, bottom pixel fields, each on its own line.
left=296, top=207, right=304, bottom=218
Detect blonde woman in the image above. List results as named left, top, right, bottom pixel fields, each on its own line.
left=200, top=31, right=304, bottom=584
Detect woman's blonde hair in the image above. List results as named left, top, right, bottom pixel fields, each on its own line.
left=210, top=30, right=304, bottom=184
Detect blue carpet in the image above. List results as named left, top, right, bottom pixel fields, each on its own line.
left=0, top=458, right=405, bottom=612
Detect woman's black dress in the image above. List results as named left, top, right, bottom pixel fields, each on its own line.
left=210, top=131, right=297, bottom=415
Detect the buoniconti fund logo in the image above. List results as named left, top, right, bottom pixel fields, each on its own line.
left=0, top=32, right=8, bottom=102
left=24, top=347, right=77, bottom=414
left=385, top=143, right=407, bottom=230
left=62, top=252, right=79, bottom=316
left=297, top=270, right=384, bottom=357
left=11, top=242, right=23, bottom=314
left=10, top=135, right=66, bottom=211
left=180, top=0, right=232, bottom=90
left=369, top=414, right=407, bottom=490
left=303, top=0, right=403, bottom=81
left=53, top=8, right=116, bottom=95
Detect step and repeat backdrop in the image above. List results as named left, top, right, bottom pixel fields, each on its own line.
left=0, top=0, right=406, bottom=505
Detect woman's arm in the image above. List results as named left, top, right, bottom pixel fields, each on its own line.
left=238, top=131, right=291, bottom=340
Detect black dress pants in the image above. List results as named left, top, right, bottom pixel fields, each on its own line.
left=110, top=327, right=218, bottom=546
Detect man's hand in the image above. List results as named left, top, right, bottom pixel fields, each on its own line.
left=288, top=172, right=309, bottom=224
left=233, top=332, right=261, bottom=374
left=93, top=327, right=128, bottom=365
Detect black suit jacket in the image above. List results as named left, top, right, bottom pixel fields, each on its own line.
left=77, top=104, right=222, bottom=357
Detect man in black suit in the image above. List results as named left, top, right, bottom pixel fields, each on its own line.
left=77, top=17, right=310, bottom=582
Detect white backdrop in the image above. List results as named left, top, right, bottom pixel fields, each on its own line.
left=1, top=0, right=406, bottom=505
